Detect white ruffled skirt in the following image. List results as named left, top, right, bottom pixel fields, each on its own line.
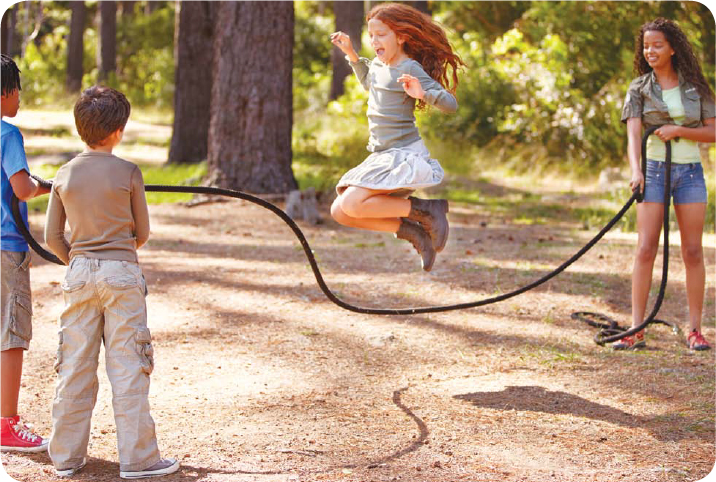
left=336, top=139, right=444, bottom=195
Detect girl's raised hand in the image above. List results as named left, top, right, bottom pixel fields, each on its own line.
left=330, top=31, right=354, bottom=55
left=397, top=74, right=425, bottom=100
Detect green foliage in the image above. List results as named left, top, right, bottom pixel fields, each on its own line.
left=16, top=5, right=72, bottom=107
left=294, top=1, right=333, bottom=114
left=293, top=75, right=370, bottom=189
left=15, top=2, right=175, bottom=109
left=114, top=5, right=175, bottom=108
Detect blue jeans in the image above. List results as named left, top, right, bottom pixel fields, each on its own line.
left=643, top=160, right=707, bottom=204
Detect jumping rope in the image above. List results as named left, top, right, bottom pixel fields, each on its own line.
left=12, top=127, right=679, bottom=345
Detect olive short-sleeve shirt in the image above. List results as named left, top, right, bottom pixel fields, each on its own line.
left=621, top=71, right=716, bottom=129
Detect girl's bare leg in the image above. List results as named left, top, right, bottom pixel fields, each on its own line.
left=632, top=202, right=665, bottom=328
left=330, top=197, right=400, bottom=232
left=338, top=186, right=411, bottom=219
left=674, top=202, right=706, bottom=332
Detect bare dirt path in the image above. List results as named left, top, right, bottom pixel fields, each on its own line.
left=2, top=193, right=714, bottom=482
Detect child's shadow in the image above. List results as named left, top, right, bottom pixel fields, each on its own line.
left=454, top=385, right=706, bottom=442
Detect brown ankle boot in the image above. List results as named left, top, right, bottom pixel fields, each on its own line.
left=407, top=196, right=449, bottom=252
left=396, top=218, right=436, bottom=272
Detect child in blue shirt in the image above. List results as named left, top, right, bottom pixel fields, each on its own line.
left=1, top=54, right=51, bottom=451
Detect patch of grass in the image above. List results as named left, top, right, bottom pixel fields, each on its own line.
left=353, top=242, right=385, bottom=248
left=142, top=162, right=208, bottom=204
left=121, top=137, right=171, bottom=148
left=21, top=126, right=72, bottom=137
left=519, top=343, right=583, bottom=367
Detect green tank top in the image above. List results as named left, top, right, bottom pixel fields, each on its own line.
left=646, top=86, right=701, bottom=164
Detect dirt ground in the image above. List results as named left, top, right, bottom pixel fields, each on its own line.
left=1, top=184, right=714, bottom=482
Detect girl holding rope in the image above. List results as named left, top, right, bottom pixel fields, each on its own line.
left=619, top=18, right=715, bottom=350
left=329, top=3, right=463, bottom=272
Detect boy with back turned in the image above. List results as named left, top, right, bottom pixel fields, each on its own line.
left=44, top=86, right=178, bottom=478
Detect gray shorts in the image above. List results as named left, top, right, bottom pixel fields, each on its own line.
left=1, top=250, right=32, bottom=351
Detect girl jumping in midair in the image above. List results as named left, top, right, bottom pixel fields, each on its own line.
left=330, top=3, right=463, bottom=271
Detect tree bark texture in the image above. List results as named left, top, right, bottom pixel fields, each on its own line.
left=120, top=1, right=136, bottom=16
left=97, top=1, right=117, bottom=82
left=1, top=6, right=20, bottom=57
left=168, top=1, right=214, bottom=164
left=410, top=1, right=431, bottom=15
left=208, top=1, right=297, bottom=194
left=329, top=1, right=363, bottom=100
left=66, top=1, right=86, bottom=93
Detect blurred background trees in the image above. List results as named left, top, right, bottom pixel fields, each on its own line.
left=1, top=0, right=714, bottom=190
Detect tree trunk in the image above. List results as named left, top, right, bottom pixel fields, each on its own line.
left=66, top=1, right=86, bottom=93
left=168, top=1, right=214, bottom=164
left=329, top=1, right=363, bottom=100
left=208, top=1, right=297, bottom=194
left=97, top=1, right=117, bottom=82
left=1, top=5, right=16, bottom=56
left=120, top=1, right=136, bottom=16
left=410, top=1, right=431, bottom=15
left=145, top=1, right=161, bottom=15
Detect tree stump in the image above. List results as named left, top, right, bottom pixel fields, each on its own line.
left=286, top=187, right=322, bottom=225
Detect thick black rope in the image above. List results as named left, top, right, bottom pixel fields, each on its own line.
left=11, top=130, right=674, bottom=328
left=573, top=125, right=679, bottom=345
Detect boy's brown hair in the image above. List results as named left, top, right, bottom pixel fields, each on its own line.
left=74, top=86, right=131, bottom=147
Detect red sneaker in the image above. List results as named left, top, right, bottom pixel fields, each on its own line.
left=687, top=330, right=711, bottom=351
left=0, top=415, right=48, bottom=452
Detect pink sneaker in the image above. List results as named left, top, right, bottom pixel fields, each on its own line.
left=0, top=415, right=48, bottom=452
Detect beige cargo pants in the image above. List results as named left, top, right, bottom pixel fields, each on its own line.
left=49, top=257, right=161, bottom=472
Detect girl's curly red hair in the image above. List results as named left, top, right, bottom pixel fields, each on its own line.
left=367, top=3, right=464, bottom=109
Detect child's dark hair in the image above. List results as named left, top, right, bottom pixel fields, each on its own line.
left=1, top=54, right=22, bottom=96
left=634, top=17, right=714, bottom=101
left=367, top=3, right=464, bottom=109
left=74, top=86, right=131, bottom=147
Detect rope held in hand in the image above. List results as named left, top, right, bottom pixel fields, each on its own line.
left=12, top=128, right=676, bottom=343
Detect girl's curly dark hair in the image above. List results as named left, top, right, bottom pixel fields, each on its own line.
left=634, top=17, right=714, bottom=101
left=367, top=2, right=464, bottom=109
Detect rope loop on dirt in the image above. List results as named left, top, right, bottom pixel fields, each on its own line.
left=12, top=129, right=675, bottom=338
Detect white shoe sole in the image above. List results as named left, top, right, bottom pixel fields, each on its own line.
left=55, top=458, right=87, bottom=477
left=1, top=442, right=49, bottom=453
left=120, top=460, right=180, bottom=479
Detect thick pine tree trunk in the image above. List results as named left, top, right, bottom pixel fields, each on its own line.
left=208, top=1, right=297, bottom=194
left=410, top=1, right=431, bottom=15
left=66, top=2, right=86, bottom=93
left=1, top=6, right=19, bottom=57
left=168, top=1, right=214, bottom=164
left=97, top=1, right=117, bottom=82
left=329, top=1, right=363, bottom=100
